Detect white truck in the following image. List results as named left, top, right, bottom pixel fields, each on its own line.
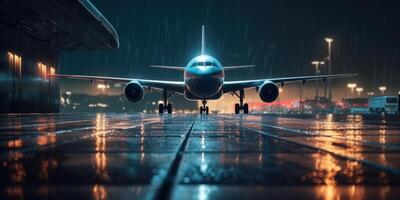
left=368, top=96, right=399, bottom=114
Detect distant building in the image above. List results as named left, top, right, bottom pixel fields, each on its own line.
left=335, top=98, right=369, bottom=114
left=0, top=0, right=119, bottom=113
left=302, top=97, right=335, bottom=114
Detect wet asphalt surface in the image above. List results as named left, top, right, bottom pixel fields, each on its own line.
left=0, top=113, right=400, bottom=200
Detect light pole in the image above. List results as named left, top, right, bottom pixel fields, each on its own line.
left=347, top=83, right=357, bottom=97
left=379, top=86, right=386, bottom=95
left=325, top=37, right=333, bottom=100
left=312, top=61, right=325, bottom=99
left=356, top=87, right=363, bottom=96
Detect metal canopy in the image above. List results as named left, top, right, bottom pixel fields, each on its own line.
left=0, top=0, right=119, bottom=50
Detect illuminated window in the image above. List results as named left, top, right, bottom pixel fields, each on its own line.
left=7, top=52, right=22, bottom=79
left=49, top=67, right=56, bottom=75
left=38, top=62, right=47, bottom=80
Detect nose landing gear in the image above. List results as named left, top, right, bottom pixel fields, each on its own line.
left=159, top=90, right=173, bottom=114
left=200, top=100, right=209, bottom=114
left=233, top=89, right=249, bottom=114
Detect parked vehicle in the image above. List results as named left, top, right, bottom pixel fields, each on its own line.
left=368, top=96, right=398, bottom=114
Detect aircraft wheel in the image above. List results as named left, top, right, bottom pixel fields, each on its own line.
left=158, top=103, right=164, bottom=114
left=206, top=106, right=209, bottom=115
left=167, top=103, right=172, bottom=114
left=200, top=106, right=203, bottom=114
left=235, top=103, right=240, bottom=114
left=244, top=103, right=249, bottom=114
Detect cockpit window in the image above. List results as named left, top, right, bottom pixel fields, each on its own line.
left=191, top=62, right=214, bottom=68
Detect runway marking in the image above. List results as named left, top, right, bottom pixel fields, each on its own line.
left=220, top=114, right=400, bottom=176
left=152, top=115, right=197, bottom=200
left=240, top=121, right=400, bottom=151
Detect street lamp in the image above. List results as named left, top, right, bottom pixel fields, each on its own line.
left=312, top=61, right=325, bottom=99
left=367, top=92, right=375, bottom=96
left=325, top=37, right=333, bottom=100
left=379, top=86, right=386, bottom=95
left=347, top=83, right=357, bottom=96
left=356, top=87, right=363, bottom=96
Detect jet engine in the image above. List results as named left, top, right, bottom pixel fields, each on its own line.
left=124, top=81, right=144, bottom=102
left=258, top=81, right=279, bottom=102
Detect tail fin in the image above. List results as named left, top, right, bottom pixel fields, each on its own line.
left=201, top=25, right=205, bottom=55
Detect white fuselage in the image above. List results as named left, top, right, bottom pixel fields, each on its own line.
left=184, top=55, right=224, bottom=99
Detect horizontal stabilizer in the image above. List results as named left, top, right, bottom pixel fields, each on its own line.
left=223, top=65, right=256, bottom=70
left=150, top=65, right=186, bottom=71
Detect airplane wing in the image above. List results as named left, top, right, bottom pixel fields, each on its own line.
left=48, top=74, right=185, bottom=94
left=223, top=73, right=356, bottom=93
left=223, top=65, right=255, bottom=70
left=149, top=65, right=186, bottom=71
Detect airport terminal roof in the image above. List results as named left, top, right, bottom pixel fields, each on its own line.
left=0, top=0, right=119, bottom=50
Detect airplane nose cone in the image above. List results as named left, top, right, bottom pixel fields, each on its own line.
left=185, top=69, right=223, bottom=98
left=186, top=76, right=223, bottom=98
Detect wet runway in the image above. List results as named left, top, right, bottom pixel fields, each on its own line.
left=1, top=113, right=400, bottom=200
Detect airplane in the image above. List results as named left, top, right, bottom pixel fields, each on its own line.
left=49, top=26, right=356, bottom=114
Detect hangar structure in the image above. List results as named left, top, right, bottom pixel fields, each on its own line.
left=0, top=0, right=119, bottom=113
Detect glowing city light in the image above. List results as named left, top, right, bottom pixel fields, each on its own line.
left=312, top=61, right=325, bottom=65
left=38, top=62, right=47, bottom=80
left=347, top=83, right=357, bottom=89
left=50, top=67, right=56, bottom=75
left=97, top=84, right=109, bottom=89
left=356, top=87, right=363, bottom=96
left=325, top=37, right=333, bottom=43
left=379, top=86, right=387, bottom=94
left=8, top=52, right=22, bottom=78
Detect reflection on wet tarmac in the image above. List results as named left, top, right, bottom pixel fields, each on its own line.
left=0, top=113, right=399, bottom=199
left=94, top=114, right=109, bottom=182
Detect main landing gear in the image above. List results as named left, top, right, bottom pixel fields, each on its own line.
left=199, top=100, right=209, bottom=115
left=233, top=89, right=249, bottom=114
left=159, top=90, right=173, bottom=114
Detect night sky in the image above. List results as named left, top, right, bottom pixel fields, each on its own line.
left=60, top=0, right=400, bottom=98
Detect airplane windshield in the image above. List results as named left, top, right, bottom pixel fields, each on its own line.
left=204, top=62, right=213, bottom=66
left=191, top=62, right=214, bottom=68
